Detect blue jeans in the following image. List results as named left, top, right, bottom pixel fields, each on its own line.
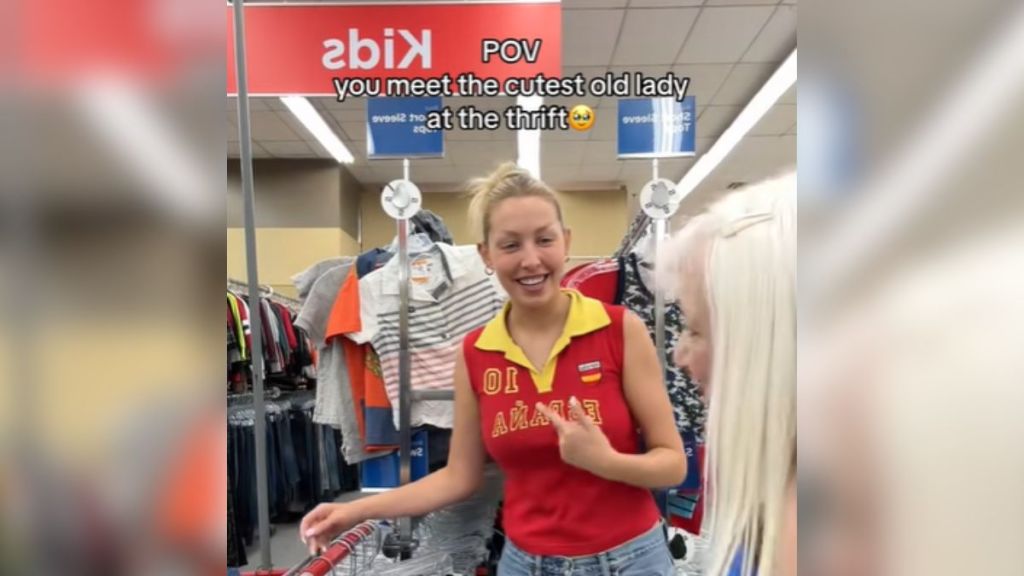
left=498, top=522, right=675, bottom=576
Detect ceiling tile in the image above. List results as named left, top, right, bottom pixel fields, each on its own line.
left=447, top=96, right=515, bottom=114
left=619, top=162, right=660, bottom=183
left=582, top=140, right=618, bottom=165
left=611, top=9, right=699, bottom=66
left=697, top=106, right=741, bottom=139
left=587, top=111, right=618, bottom=141
left=710, top=63, right=775, bottom=105
left=672, top=63, right=733, bottom=106
left=718, top=135, right=796, bottom=175
left=341, top=122, right=367, bottom=141
left=227, top=96, right=268, bottom=112
left=779, top=84, right=797, bottom=104
left=228, top=141, right=240, bottom=157
left=544, top=125, right=593, bottom=142
left=677, top=6, right=775, bottom=64
left=694, top=138, right=715, bottom=156
left=742, top=5, right=797, bottom=63
left=631, top=0, right=702, bottom=6
left=749, top=104, right=796, bottom=136
left=318, top=96, right=366, bottom=111
left=327, top=109, right=366, bottom=124
left=562, top=0, right=627, bottom=7
left=252, top=142, right=272, bottom=159
left=263, top=97, right=289, bottom=111
left=345, top=165, right=375, bottom=182
left=249, top=111, right=302, bottom=140
left=564, top=10, right=625, bottom=66
left=261, top=141, right=317, bottom=158
left=787, top=118, right=797, bottom=135
left=705, top=0, right=777, bottom=5
left=446, top=124, right=493, bottom=142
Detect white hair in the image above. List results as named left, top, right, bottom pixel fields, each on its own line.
left=661, top=171, right=797, bottom=576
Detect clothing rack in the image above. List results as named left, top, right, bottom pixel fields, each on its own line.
left=614, top=211, right=652, bottom=259
left=228, top=278, right=302, bottom=313
left=230, top=0, right=275, bottom=566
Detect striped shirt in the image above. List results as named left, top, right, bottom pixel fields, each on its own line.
left=348, top=243, right=506, bottom=429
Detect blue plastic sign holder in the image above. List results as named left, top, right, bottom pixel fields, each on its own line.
left=367, top=97, right=444, bottom=159
left=360, top=429, right=429, bottom=490
left=617, top=96, right=696, bottom=158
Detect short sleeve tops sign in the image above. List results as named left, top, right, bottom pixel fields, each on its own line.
left=463, top=290, right=661, bottom=556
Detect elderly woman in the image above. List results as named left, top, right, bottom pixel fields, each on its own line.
left=663, top=172, right=797, bottom=576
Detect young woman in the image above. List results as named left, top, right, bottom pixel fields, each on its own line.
left=300, top=163, right=686, bottom=575
left=663, top=172, right=797, bottom=576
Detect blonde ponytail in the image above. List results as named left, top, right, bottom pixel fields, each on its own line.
left=467, top=162, right=564, bottom=243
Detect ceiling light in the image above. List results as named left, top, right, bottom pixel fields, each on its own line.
left=516, top=95, right=543, bottom=179
left=279, top=96, right=354, bottom=163
left=675, top=48, right=797, bottom=199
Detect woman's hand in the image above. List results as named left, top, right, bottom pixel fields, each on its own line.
left=535, top=396, right=617, bottom=476
left=299, top=502, right=363, bottom=555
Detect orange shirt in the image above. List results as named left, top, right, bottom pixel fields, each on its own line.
left=326, top=266, right=398, bottom=449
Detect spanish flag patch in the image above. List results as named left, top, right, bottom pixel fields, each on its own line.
left=578, top=361, right=602, bottom=385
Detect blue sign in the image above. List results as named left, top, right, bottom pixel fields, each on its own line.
left=367, top=97, right=444, bottom=159
left=617, top=96, right=696, bottom=158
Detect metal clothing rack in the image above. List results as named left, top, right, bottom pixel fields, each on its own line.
left=228, top=277, right=302, bottom=313
left=382, top=160, right=421, bottom=558
left=230, top=0, right=274, bottom=568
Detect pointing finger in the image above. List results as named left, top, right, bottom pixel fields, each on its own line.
left=568, top=396, right=595, bottom=429
left=535, top=402, right=567, bottom=434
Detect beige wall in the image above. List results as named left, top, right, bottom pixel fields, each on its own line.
left=228, top=160, right=363, bottom=297
left=360, top=188, right=628, bottom=258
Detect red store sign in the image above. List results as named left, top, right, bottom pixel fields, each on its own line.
left=227, top=1, right=562, bottom=96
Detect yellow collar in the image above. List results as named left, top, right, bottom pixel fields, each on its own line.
left=475, top=289, right=610, bottom=393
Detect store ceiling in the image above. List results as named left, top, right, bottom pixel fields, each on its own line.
left=227, top=0, right=796, bottom=208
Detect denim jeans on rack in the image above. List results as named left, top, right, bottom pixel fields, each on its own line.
left=266, top=418, right=280, bottom=518
left=241, top=426, right=257, bottom=544
left=291, top=410, right=312, bottom=507
left=279, top=413, right=301, bottom=494
left=323, top=426, right=341, bottom=492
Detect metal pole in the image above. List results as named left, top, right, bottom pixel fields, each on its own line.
left=652, top=159, right=667, bottom=371
left=231, top=0, right=272, bottom=569
left=397, top=158, right=413, bottom=546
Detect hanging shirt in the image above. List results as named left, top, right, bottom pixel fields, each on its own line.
left=260, top=299, right=284, bottom=374
left=292, top=261, right=375, bottom=463
left=561, top=258, right=622, bottom=304
left=464, top=290, right=661, bottom=556
left=325, top=266, right=399, bottom=451
left=348, top=243, right=506, bottom=430
left=226, top=292, right=246, bottom=360
left=617, top=253, right=706, bottom=442
left=292, top=257, right=348, bottom=301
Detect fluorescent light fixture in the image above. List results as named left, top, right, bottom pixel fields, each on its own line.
left=279, top=96, right=354, bottom=163
left=675, top=48, right=797, bottom=200
left=78, top=78, right=218, bottom=223
left=516, top=95, right=543, bottom=179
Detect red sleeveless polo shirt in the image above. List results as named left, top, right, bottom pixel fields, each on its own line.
left=463, top=290, right=660, bottom=556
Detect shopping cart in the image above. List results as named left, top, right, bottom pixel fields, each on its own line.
left=240, top=520, right=383, bottom=576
